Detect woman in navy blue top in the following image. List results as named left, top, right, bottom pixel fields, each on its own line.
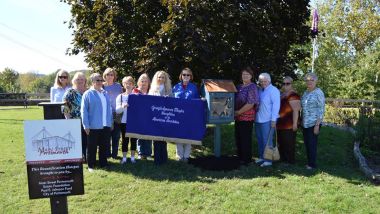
left=172, top=68, right=199, bottom=162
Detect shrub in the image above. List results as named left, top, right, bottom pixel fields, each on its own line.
left=324, top=104, right=360, bottom=126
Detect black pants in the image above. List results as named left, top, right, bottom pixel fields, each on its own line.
left=81, top=125, right=87, bottom=161
left=153, top=141, right=168, bottom=165
left=235, top=120, right=253, bottom=163
left=87, top=127, right=110, bottom=168
left=277, top=129, right=296, bottom=164
left=119, top=123, right=137, bottom=152
left=302, top=125, right=321, bottom=168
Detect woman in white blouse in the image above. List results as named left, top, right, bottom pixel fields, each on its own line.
left=116, top=76, right=136, bottom=164
left=50, top=69, right=71, bottom=102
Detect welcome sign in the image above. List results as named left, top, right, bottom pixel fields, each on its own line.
left=24, top=119, right=84, bottom=199
left=126, top=95, right=206, bottom=145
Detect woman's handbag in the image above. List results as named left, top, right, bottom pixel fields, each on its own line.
left=114, top=95, right=124, bottom=124
left=263, top=128, right=280, bottom=161
left=114, top=112, right=123, bottom=124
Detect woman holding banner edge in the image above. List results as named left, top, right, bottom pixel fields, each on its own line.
left=172, top=68, right=200, bottom=163
left=116, top=76, right=137, bottom=164
left=133, top=73, right=153, bottom=160
left=149, top=70, right=172, bottom=165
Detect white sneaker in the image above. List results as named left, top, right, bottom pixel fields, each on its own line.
left=88, top=168, right=94, bottom=173
left=260, top=161, right=272, bottom=167
left=255, top=158, right=264, bottom=164
left=120, top=158, right=127, bottom=164
left=130, top=158, right=136, bottom=164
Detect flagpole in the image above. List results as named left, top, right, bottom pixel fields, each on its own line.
left=311, top=8, right=319, bottom=74
left=311, top=36, right=317, bottom=73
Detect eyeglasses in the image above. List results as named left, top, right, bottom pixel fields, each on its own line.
left=306, top=79, right=315, bottom=82
left=58, top=76, right=68, bottom=79
left=282, top=82, right=291, bottom=85
left=182, top=74, right=191, bottom=77
left=95, top=79, right=104, bottom=82
left=106, top=73, right=114, bottom=76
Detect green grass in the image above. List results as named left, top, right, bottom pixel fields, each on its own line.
left=0, top=107, right=379, bottom=213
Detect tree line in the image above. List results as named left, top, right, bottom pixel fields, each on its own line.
left=1, top=0, right=379, bottom=100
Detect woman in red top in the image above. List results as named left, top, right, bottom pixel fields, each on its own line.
left=276, top=76, right=301, bottom=164
left=234, top=66, right=259, bottom=164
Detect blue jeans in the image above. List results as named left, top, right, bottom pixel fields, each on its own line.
left=303, top=125, right=320, bottom=168
left=137, top=139, right=152, bottom=157
left=107, top=122, right=121, bottom=158
left=255, top=121, right=274, bottom=162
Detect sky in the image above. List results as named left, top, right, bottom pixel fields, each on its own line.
left=0, top=0, right=88, bottom=75
left=0, top=0, right=318, bottom=75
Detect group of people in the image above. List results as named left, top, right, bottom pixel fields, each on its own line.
left=50, top=66, right=325, bottom=172
left=234, top=67, right=325, bottom=169
left=51, top=68, right=199, bottom=172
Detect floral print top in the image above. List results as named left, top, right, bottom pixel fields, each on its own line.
left=301, top=88, right=325, bottom=128
left=63, top=88, right=83, bottom=119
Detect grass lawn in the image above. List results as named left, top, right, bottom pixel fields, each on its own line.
left=0, top=106, right=379, bottom=213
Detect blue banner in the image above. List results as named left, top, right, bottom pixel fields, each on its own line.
left=126, top=94, right=206, bottom=145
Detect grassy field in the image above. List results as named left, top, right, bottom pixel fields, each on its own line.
left=0, top=106, right=379, bottom=213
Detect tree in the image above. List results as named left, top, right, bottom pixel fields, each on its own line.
left=309, top=0, right=380, bottom=99
left=0, top=68, right=20, bottom=92
left=64, top=0, right=310, bottom=83
left=18, top=72, right=40, bottom=93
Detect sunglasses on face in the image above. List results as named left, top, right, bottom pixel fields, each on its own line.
left=182, top=74, right=191, bottom=77
left=282, top=82, right=291, bottom=85
left=95, top=79, right=104, bottom=82
left=58, top=76, right=68, bottom=79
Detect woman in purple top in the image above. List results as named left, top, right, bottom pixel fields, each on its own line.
left=103, top=68, right=123, bottom=159
left=234, top=66, right=259, bottom=164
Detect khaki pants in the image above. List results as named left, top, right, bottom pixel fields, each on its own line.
left=176, top=143, right=191, bottom=159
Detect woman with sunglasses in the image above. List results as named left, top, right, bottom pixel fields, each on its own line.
left=172, top=68, right=199, bottom=162
left=301, top=73, right=325, bottom=170
left=50, top=69, right=71, bottom=102
left=81, top=73, right=113, bottom=172
left=276, top=76, right=301, bottom=165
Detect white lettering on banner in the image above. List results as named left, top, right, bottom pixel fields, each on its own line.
left=151, top=105, right=184, bottom=125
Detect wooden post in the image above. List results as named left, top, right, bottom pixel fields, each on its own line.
left=50, top=197, right=68, bottom=214
left=38, top=102, right=68, bottom=214
left=214, top=124, right=221, bottom=157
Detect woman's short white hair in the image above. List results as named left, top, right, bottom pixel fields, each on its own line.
left=284, top=76, right=293, bottom=82
left=258, top=72, right=271, bottom=82
left=304, top=73, right=318, bottom=81
left=89, top=73, right=102, bottom=82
